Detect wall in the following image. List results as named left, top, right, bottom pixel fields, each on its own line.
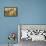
left=0, top=0, right=46, bottom=44
left=20, top=0, right=46, bottom=24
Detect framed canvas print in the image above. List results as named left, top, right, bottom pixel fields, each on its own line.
left=4, top=7, right=17, bottom=17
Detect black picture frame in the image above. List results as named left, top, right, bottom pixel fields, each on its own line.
left=4, top=7, right=18, bottom=17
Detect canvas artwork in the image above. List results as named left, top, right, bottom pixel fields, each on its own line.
left=4, top=7, right=17, bottom=16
